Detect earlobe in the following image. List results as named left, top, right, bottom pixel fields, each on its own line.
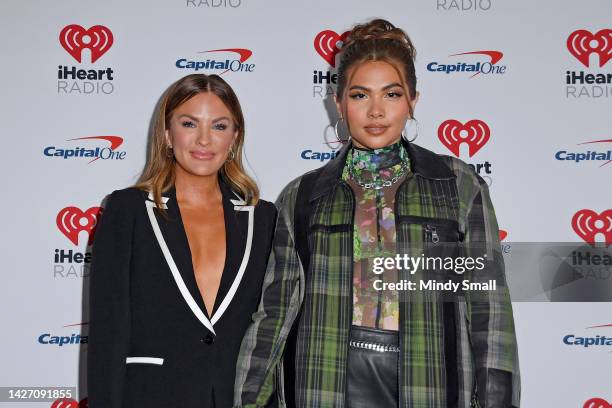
left=164, top=129, right=171, bottom=146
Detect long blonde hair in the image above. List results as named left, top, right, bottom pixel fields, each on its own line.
left=135, top=74, right=259, bottom=209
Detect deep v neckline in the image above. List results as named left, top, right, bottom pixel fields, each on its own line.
left=175, top=196, right=231, bottom=319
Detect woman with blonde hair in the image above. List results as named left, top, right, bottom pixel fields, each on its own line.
left=88, top=74, right=277, bottom=407
left=235, top=19, right=520, bottom=407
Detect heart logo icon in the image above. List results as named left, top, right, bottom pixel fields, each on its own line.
left=567, top=29, right=612, bottom=68
left=56, top=206, right=102, bottom=246
left=437, top=119, right=491, bottom=158
left=51, top=399, right=79, bottom=408
left=572, top=209, right=612, bottom=247
left=499, top=230, right=508, bottom=241
left=59, top=24, right=114, bottom=63
left=583, top=397, right=612, bottom=408
left=314, top=30, right=350, bottom=67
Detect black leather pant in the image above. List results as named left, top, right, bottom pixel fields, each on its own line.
left=347, top=325, right=399, bottom=408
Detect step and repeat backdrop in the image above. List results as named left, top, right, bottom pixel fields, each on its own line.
left=1, top=0, right=611, bottom=406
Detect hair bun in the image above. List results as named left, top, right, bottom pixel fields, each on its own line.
left=345, top=18, right=415, bottom=58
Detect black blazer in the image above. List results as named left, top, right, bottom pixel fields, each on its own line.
left=87, top=179, right=277, bottom=408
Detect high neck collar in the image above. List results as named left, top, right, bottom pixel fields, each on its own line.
left=349, top=140, right=407, bottom=172
left=308, top=139, right=456, bottom=204
left=344, top=140, right=410, bottom=185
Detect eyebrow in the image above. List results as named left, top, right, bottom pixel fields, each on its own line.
left=212, top=116, right=232, bottom=123
left=177, top=114, right=232, bottom=123
left=348, top=83, right=404, bottom=92
left=177, top=114, right=200, bottom=122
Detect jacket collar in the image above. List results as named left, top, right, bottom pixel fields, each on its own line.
left=161, top=175, right=247, bottom=208
left=309, top=138, right=455, bottom=203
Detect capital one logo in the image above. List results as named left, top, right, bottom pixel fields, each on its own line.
left=572, top=209, right=612, bottom=246
left=584, top=398, right=612, bottom=408
left=566, top=29, right=612, bottom=68
left=437, top=119, right=490, bottom=157
left=314, top=30, right=350, bottom=67
left=175, top=48, right=255, bottom=75
left=60, top=24, right=113, bottom=63
left=426, top=50, right=506, bottom=78
left=450, top=50, right=504, bottom=78
left=56, top=207, right=102, bottom=246
left=43, top=135, right=126, bottom=164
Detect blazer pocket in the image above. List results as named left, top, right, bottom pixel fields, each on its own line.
left=125, top=356, right=164, bottom=366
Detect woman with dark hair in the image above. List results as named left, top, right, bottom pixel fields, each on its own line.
left=87, top=74, right=277, bottom=408
left=235, top=19, right=520, bottom=408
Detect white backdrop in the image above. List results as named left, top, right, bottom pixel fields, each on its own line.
left=1, top=0, right=611, bottom=406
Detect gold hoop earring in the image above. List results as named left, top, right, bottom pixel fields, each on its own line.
left=226, top=147, right=236, bottom=162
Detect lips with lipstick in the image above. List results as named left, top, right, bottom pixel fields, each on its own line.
left=190, top=150, right=215, bottom=160
left=364, top=123, right=390, bottom=135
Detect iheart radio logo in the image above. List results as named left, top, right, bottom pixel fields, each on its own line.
left=59, top=24, right=114, bottom=63
left=566, top=29, right=612, bottom=68
left=572, top=209, right=612, bottom=247
left=499, top=230, right=508, bottom=241
left=583, top=397, right=612, bottom=408
left=437, top=119, right=491, bottom=158
left=314, top=30, right=350, bottom=67
left=51, top=398, right=88, bottom=407
left=51, top=399, right=79, bottom=408
left=56, top=207, right=102, bottom=246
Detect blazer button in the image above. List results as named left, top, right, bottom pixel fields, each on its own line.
left=203, top=334, right=214, bottom=345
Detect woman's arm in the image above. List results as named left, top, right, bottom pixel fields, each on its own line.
left=87, top=190, right=134, bottom=408
left=234, top=179, right=305, bottom=408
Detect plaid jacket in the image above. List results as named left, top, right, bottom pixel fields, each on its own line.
left=234, top=140, right=520, bottom=408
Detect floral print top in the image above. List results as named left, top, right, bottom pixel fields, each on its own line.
left=342, top=140, right=410, bottom=331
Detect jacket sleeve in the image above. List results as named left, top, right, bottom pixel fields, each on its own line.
left=464, top=179, right=521, bottom=408
left=234, top=182, right=304, bottom=408
left=87, top=190, right=133, bottom=408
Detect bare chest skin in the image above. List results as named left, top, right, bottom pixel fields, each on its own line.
left=180, top=201, right=226, bottom=316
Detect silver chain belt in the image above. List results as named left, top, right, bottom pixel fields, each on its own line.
left=349, top=340, right=400, bottom=353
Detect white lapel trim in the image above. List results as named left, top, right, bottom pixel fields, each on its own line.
left=210, top=202, right=254, bottom=325
left=147, top=192, right=169, bottom=209
left=145, top=199, right=216, bottom=335
left=230, top=189, right=247, bottom=206
left=144, top=191, right=254, bottom=331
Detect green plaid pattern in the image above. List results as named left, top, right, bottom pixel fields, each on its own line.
left=234, top=142, right=520, bottom=408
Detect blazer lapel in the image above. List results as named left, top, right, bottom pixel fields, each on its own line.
left=209, top=179, right=254, bottom=326
left=144, top=189, right=215, bottom=335
left=144, top=180, right=254, bottom=332
left=211, top=183, right=242, bottom=315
